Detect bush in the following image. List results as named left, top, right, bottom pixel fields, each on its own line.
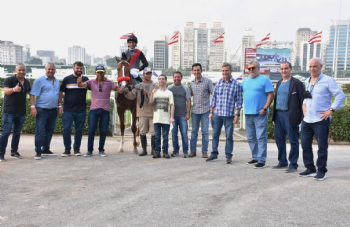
left=0, top=98, right=114, bottom=136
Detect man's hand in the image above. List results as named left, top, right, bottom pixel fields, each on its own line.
left=117, top=87, right=124, bottom=94
left=143, top=90, right=148, bottom=95
left=58, top=107, right=63, bottom=115
left=273, top=121, right=275, bottom=126
left=124, top=89, right=129, bottom=94
left=170, top=117, right=175, bottom=123
left=233, top=115, right=239, bottom=124
left=77, top=76, right=82, bottom=84
left=209, top=113, right=213, bottom=120
left=259, top=109, right=267, bottom=115
left=14, top=83, right=22, bottom=92
left=185, top=113, right=190, bottom=121
left=31, top=108, right=37, bottom=117
left=319, top=110, right=333, bottom=120
left=152, top=88, right=157, bottom=94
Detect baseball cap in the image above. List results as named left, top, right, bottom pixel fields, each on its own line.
left=143, top=67, right=152, bottom=74
left=95, top=65, right=106, bottom=72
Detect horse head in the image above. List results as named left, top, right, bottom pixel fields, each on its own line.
left=116, top=56, right=132, bottom=89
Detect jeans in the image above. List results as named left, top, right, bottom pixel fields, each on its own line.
left=190, top=111, right=210, bottom=153
left=211, top=114, right=234, bottom=158
left=154, top=123, right=170, bottom=154
left=274, top=111, right=300, bottom=169
left=35, top=108, right=58, bottom=153
left=301, top=119, right=330, bottom=173
left=0, top=113, right=26, bottom=154
left=172, top=116, right=188, bottom=154
left=87, top=109, right=110, bottom=153
left=62, top=111, right=86, bottom=152
left=245, top=114, right=268, bottom=164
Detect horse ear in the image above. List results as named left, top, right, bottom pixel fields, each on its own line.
left=127, top=56, right=131, bottom=63
left=116, top=57, right=120, bottom=63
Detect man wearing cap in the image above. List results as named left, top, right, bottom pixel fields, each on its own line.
left=77, top=65, right=118, bottom=157
left=30, top=62, right=60, bottom=160
left=59, top=61, right=89, bottom=157
left=0, top=63, right=31, bottom=162
left=123, top=67, right=159, bottom=156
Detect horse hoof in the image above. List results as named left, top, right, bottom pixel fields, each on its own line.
left=136, top=142, right=140, bottom=147
left=118, top=148, right=124, bottom=152
left=133, top=150, right=138, bottom=155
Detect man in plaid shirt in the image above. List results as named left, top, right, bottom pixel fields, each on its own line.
left=206, top=63, right=243, bottom=164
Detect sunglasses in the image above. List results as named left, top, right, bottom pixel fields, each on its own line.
left=99, top=84, right=102, bottom=92
left=248, top=67, right=256, bottom=71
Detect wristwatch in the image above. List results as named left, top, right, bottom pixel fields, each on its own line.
left=236, top=114, right=241, bottom=117
left=263, top=108, right=267, bottom=111
left=329, top=108, right=335, bottom=112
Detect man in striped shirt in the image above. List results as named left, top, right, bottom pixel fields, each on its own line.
left=206, top=63, right=243, bottom=164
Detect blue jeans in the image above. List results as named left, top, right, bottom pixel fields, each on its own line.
left=88, top=109, right=110, bottom=153
left=154, top=123, right=170, bottom=154
left=274, top=111, right=300, bottom=169
left=301, top=119, right=330, bottom=173
left=190, top=111, right=210, bottom=153
left=62, top=111, right=86, bottom=152
left=172, top=116, right=188, bottom=154
left=211, top=114, right=234, bottom=158
left=245, top=114, right=268, bottom=164
left=35, top=108, right=58, bottom=153
left=0, top=113, right=26, bottom=154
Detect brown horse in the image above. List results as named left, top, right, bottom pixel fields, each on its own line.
left=115, top=56, right=139, bottom=154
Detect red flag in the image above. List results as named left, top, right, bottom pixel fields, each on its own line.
left=256, top=33, right=270, bottom=47
left=214, top=32, right=225, bottom=43
left=120, top=33, right=134, bottom=39
left=308, top=31, right=322, bottom=44
left=168, top=32, right=179, bottom=45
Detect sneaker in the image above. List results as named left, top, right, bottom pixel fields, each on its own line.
left=272, top=164, right=288, bottom=169
left=74, top=151, right=82, bottom=156
left=226, top=157, right=232, bottom=164
left=84, top=151, right=93, bottom=157
left=10, top=152, right=23, bottom=159
left=171, top=152, right=179, bottom=157
left=247, top=159, right=258, bottom=165
left=183, top=153, right=189, bottom=158
left=34, top=153, right=42, bottom=160
left=0, top=153, right=5, bottom=162
left=153, top=151, right=161, bottom=159
left=285, top=166, right=297, bottom=173
left=61, top=151, right=71, bottom=157
left=299, top=169, right=316, bottom=177
left=314, top=172, right=327, bottom=181
left=254, top=163, right=265, bottom=169
left=164, top=153, right=170, bottom=159
left=206, top=156, right=218, bottom=162
left=99, top=152, right=107, bottom=157
left=42, top=150, right=56, bottom=156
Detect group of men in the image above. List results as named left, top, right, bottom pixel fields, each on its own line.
left=0, top=58, right=345, bottom=181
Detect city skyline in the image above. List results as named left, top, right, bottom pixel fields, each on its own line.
left=1, top=0, right=348, bottom=61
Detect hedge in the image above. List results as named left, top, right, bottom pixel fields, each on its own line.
left=0, top=98, right=114, bottom=136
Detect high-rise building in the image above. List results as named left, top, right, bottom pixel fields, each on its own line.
left=154, top=35, right=168, bottom=69
left=325, top=19, right=350, bottom=72
left=299, top=41, right=324, bottom=71
left=209, top=22, right=225, bottom=71
left=85, top=53, right=92, bottom=65
left=0, top=40, right=23, bottom=64
left=195, top=23, right=208, bottom=70
left=294, top=28, right=317, bottom=68
left=240, top=28, right=255, bottom=70
left=171, top=31, right=182, bottom=69
left=183, top=22, right=195, bottom=69
left=39, top=57, right=51, bottom=66
left=37, top=50, right=55, bottom=62
left=68, top=46, right=86, bottom=65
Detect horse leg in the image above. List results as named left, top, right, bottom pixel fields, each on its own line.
left=118, top=108, right=125, bottom=152
left=136, top=123, right=140, bottom=147
left=132, top=109, right=138, bottom=154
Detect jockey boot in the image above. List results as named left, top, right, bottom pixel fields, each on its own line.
left=151, top=135, right=155, bottom=156
left=139, top=135, right=147, bottom=156
left=136, top=75, right=143, bottom=83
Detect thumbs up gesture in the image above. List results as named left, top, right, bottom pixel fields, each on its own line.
left=14, top=83, right=22, bottom=92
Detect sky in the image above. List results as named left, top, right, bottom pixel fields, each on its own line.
left=1, top=0, right=350, bottom=62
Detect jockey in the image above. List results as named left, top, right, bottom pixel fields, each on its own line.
left=121, top=35, right=148, bottom=83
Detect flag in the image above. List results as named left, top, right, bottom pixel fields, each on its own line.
left=120, top=33, right=134, bottom=39
left=168, top=32, right=179, bottom=45
left=213, top=32, right=225, bottom=43
left=153, top=72, right=158, bottom=77
left=256, top=33, right=270, bottom=47
left=308, top=31, right=322, bottom=44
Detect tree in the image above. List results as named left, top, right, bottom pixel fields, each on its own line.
left=29, top=58, right=42, bottom=65
left=106, top=57, right=120, bottom=68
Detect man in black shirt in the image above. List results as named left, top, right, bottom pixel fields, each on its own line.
left=59, top=61, right=89, bottom=157
left=0, top=63, right=31, bottom=162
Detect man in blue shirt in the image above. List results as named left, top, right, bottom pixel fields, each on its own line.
left=59, top=61, right=89, bottom=157
left=271, top=62, right=305, bottom=173
left=207, top=63, right=242, bottom=164
left=300, top=58, right=345, bottom=181
left=30, top=62, right=60, bottom=160
left=241, top=60, right=274, bottom=169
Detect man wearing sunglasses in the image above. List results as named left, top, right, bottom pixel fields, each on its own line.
left=0, top=63, right=31, bottom=162
left=241, top=60, right=274, bottom=169
left=77, top=65, right=118, bottom=157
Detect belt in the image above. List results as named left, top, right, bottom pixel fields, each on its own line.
left=40, top=108, right=57, bottom=110
left=277, top=109, right=288, bottom=112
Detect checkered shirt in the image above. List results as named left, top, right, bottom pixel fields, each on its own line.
left=190, top=76, right=214, bottom=114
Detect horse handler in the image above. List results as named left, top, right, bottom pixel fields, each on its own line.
left=122, top=67, right=159, bottom=156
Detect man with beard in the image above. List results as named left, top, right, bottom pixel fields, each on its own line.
left=0, top=63, right=31, bottom=162
left=123, top=67, right=159, bottom=156
left=59, top=61, right=89, bottom=157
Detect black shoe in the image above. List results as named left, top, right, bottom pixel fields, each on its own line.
left=61, top=151, right=71, bottom=157
left=285, top=166, right=297, bottom=173
left=34, top=153, right=42, bottom=160
left=0, top=153, right=5, bottom=162
left=299, top=169, right=317, bottom=177
left=42, top=150, right=56, bottom=156
left=272, top=164, right=288, bottom=169
left=74, top=151, right=82, bottom=156
left=171, top=152, right=179, bottom=157
left=139, top=135, right=147, bottom=156
left=10, top=151, right=23, bottom=159
left=254, top=163, right=265, bottom=169
left=153, top=151, right=161, bottom=158
left=314, top=172, right=327, bottom=181
left=164, top=153, right=170, bottom=159
left=206, top=156, right=218, bottom=162
left=226, top=157, right=232, bottom=164
left=151, top=136, right=155, bottom=155
left=247, top=159, right=258, bottom=165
